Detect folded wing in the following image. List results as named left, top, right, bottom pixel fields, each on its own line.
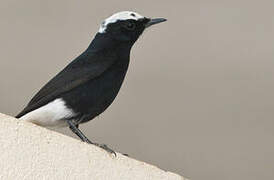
left=16, top=50, right=117, bottom=118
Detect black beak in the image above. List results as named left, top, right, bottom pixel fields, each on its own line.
left=145, top=18, right=167, bottom=28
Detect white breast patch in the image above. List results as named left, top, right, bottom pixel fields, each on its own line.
left=19, top=98, right=75, bottom=127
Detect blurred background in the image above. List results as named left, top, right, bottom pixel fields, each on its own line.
left=1, top=0, right=274, bottom=179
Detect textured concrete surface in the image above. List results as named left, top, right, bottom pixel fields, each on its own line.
left=0, top=113, right=186, bottom=180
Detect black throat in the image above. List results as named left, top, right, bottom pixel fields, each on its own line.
left=86, top=32, right=133, bottom=71
left=87, top=33, right=133, bottom=55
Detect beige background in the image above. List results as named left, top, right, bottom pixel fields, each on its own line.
left=1, top=0, right=274, bottom=180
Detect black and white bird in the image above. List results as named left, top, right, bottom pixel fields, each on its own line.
left=16, top=11, right=166, bottom=155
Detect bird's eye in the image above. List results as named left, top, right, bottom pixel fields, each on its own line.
left=124, top=22, right=136, bottom=31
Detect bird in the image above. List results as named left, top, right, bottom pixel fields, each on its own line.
left=16, top=11, right=166, bottom=155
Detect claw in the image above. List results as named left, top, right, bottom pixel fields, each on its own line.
left=100, top=144, right=117, bottom=157
left=94, top=143, right=116, bottom=157
left=67, top=120, right=117, bottom=156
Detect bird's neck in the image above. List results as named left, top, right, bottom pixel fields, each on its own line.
left=87, top=33, right=132, bottom=53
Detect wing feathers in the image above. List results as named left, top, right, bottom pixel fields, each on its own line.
left=16, top=50, right=117, bottom=118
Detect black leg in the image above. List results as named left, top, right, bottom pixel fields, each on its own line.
left=66, top=120, right=116, bottom=156
left=67, top=120, right=92, bottom=144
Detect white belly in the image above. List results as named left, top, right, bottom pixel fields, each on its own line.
left=19, top=98, right=76, bottom=127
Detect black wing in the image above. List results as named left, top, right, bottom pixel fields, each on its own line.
left=16, top=50, right=117, bottom=118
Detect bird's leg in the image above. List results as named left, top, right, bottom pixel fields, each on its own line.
left=66, top=119, right=116, bottom=156
left=67, top=119, right=92, bottom=144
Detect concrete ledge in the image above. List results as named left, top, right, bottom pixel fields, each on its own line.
left=0, top=113, right=186, bottom=180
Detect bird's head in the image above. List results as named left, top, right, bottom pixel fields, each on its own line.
left=98, top=11, right=166, bottom=44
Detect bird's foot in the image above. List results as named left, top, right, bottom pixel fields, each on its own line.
left=94, top=143, right=116, bottom=157
left=67, top=120, right=117, bottom=156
